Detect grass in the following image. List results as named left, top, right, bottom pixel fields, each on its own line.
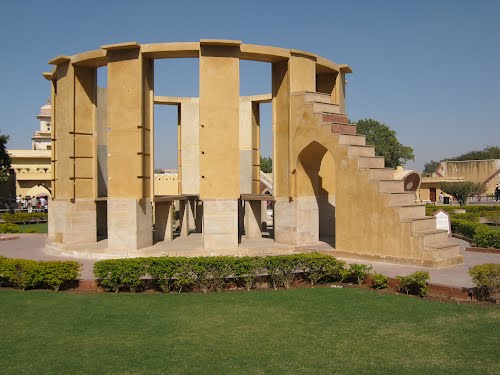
left=17, top=222, right=48, bottom=233
left=0, top=288, right=498, bottom=375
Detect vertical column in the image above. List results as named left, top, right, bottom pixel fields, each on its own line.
left=154, top=201, right=173, bottom=242
left=244, top=200, right=262, bottom=239
left=47, top=58, right=76, bottom=244
left=239, top=97, right=253, bottom=194
left=179, top=200, right=189, bottom=237
left=180, top=98, right=200, bottom=195
left=336, top=71, right=346, bottom=114
left=251, top=102, right=261, bottom=194
left=199, top=40, right=241, bottom=249
left=104, top=43, right=153, bottom=252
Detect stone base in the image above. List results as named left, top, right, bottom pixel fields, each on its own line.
left=274, top=197, right=319, bottom=245
left=108, top=198, right=152, bottom=251
left=203, top=199, right=238, bottom=249
left=48, top=198, right=96, bottom=245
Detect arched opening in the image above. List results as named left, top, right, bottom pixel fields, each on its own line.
left=296, top=141, right=336, bottom=245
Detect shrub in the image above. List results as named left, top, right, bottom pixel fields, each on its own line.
left=172, top=260, right=197, bottom=293
left=450, top=218, right=479, bottom=239
left=372, top=273, right=389, bottom=289
left=303, top=253, right=346, bottom=286
left=473, top=226, right=500, bottom=249
left=484, top=211, right=500, bottom=226
left=263, top=255, right=305, bottom=290
left=199, top=256, right=235, bottom=292
left=469, top=263, right=500, bottom=303
left=396, top=271, right=430, bottom=297
left=233, top=256, right=262, bottom=291
left=94, top=258, right=148, bottom=293
left=453, top=212, right=480, bottom=223
left=0, top=258, right=80, bottom=290
left=37, top=261, right=80, bottom=291
left=2, top=212, right=48, bottom=224
left=149, top=257, right=180, bottom=293
left=0, top=223, right=20, bottom=233
left=343, top=263, right=373, bottom=285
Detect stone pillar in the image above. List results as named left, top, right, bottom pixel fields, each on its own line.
left=336, top=71, right=346, bottom=114
left=48, top=59, right=98, bottom=245
left=244, top=201, right=262, bottom=239
left=105, top=44, right=153, bottom=251
left=239, top=98, right=253, bottom=195
left=155, top=201, right=173, bottom=242
left=180, top=99, right=200, bottom=195
left=179, top=200, right=189, bottom=237
left=199, top=40, right=241, bottom=249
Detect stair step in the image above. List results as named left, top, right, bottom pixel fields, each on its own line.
left=413, top=229, right=449, bottom=246
left=338, top=134, right=366, bottom=146
left=393, top=204, right=426, bottom=220
left=313, top=102, right=340, bottom=114
left=368, top=168, right=394, bottom=181
left=358, top=157, right=385, bottom=169
left=348, top=145, right=375, bottom=158
left=409, top=217, right=436, bottom=232
left=303, top=92, right=332, bottom=104
left=386, top=192, right=416, bottom=205
left=329, top=123, right=356, bottom=135
left=378, top=180, right=405, bottom=193
left=423, top=243, right=462, bottom=260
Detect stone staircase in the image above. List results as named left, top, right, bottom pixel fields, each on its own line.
left=302, top=92, right=463, bottom=267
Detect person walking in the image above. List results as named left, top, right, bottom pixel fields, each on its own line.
left=495, top=184, right=500, bottom=202
left=16, top=195, right=21, bottom=209
left=30, top=196, right=38, bottom=213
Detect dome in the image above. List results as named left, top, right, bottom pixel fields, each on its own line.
left=37, top=100, right=51, bottom=119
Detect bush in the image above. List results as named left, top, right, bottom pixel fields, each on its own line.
left=94, top=258, right=148, bottom=293
left=233, top=256, right=263, bottom=291
left=2, top=212, right=48, bottom=224
left=343, top=263, right=373, bottom=285
left=0, top=223, right=20, bottom=233
left=396, top=271, right=430, bottom=297
left=263, top=255, right=305, bottom=290
left=450, top=218, right=479, bottom=239
left=372, top=273, right=389, bottom=289
left=303, top=253, right=345, bottom=286
left=453, top=212, right=480, bottom=223
left=149, top=257, right=181, bottom=293
left=0, top=258, right=80, bottom=290
left=484, top=211, right=500, bottom=226
left=473, top=226, right=500, bottom=249
left=469, top=263, right=500, bottom=303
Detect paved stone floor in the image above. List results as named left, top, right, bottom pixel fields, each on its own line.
left=0, top=234, right=498, bottom=287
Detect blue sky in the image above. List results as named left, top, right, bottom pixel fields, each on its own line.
left=0, top=0, right=498, bottom=170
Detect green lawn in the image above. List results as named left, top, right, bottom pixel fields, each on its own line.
left=17, top=222, right=48, bottom=233
left=0, top=288, right=497, bottom=375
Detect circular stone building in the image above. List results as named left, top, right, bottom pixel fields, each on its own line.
left=43, top=40, right=462, bottom=267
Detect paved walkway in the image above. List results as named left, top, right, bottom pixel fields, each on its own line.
left=0, top=234, right=498, bottom=287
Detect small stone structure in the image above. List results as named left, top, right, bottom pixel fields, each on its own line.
left=43, top=40, right=463, bottom=267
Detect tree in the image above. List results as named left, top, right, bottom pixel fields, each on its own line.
left=446, top=146, right=500, bottom=161
left=260, top=156, right=272, bottom=173
left=0, top=134, right=11, bottom=183
left=441, top=181, right=481, bottom=206
left=423, top=160, right=440, bottom=176
left=355, top=119, right=414, bottom=168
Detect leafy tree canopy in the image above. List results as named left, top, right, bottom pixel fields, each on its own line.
left=445, top=146, right=500, bottom=162
left=423, top=160, right=440, bottom=176
left=260, top=156, right=272, bottom=173
left=441, top=181, right=481, bottom=206
left=355, top=119, right=414, bottom=168
left=0, top=134, right=11, bottom=183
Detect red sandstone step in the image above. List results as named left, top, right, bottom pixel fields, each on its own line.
left=329, top=123, right=356, bottom=135
left=322, top=112, right=349, bottom=123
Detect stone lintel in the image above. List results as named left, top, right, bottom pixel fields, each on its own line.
left=290, top=49, right=317, bottom=61
left=42, top=72, right=54, bottom=80
left=48, top=55, right=71, bottom=65
left=339, top=64, right=353, bottom=73
left=101, top=42, right=140, bottom=51
left=200, top=39, right=242, bottom=47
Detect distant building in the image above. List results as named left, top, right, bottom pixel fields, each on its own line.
left=8, top=101, right=52, bottom=198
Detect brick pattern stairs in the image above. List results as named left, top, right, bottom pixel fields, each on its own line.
left=302, top=92, right=463, bottom=267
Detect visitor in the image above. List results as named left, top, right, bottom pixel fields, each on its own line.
left=30, top=196, right=37, bottom=213
left=495, top=184, right=500, bottom=202
left=39, top=196, right=46, bottom=212
left=21, top=197, right=27, bottom=210
left=16, top=194, right=21, bottom=209
left=438, top=192, right=443, bottom=203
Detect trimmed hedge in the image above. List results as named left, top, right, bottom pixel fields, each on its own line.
left=0, top=223, right=21, bottom=233
left=425, top=205, right=500, bottom=216
left=94, top=253, right=355, bottom=293
left=469, top=263, right=500, bottom=303
left=2, top=212, right=48, bottom=224
left=0, top=257, right=80, bottom=291
left=450, top=217, right=500, bottom=248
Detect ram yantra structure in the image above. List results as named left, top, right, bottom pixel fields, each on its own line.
left=44, top=40, right=462, bottom=267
